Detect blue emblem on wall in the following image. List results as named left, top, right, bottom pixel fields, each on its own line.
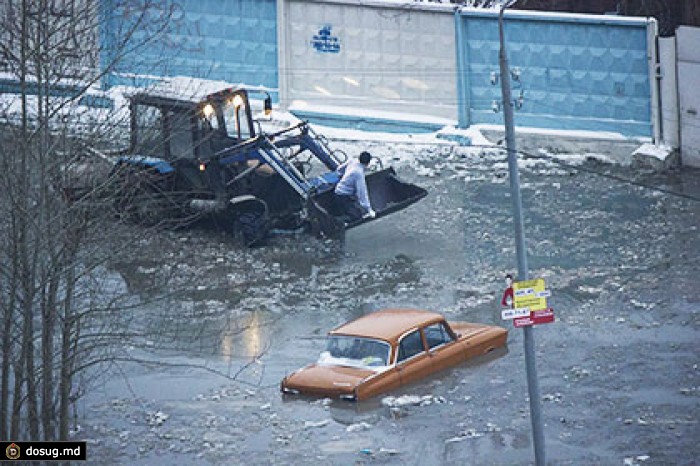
left=311, top=25, right=340, bottom=53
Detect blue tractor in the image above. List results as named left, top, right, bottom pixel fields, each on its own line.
left=110, top=87, right=427, bottom=245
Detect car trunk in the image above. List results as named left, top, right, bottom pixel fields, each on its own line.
left=282, top=364, right=375, bottom=398
left=449, top=321, right=508, bottom=358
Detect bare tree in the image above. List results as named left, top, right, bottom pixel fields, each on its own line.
left=0, top=0, right=177, bottom=441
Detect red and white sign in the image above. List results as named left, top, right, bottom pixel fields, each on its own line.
left=513, top=308, right=555, bottom=328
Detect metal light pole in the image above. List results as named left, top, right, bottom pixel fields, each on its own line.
left=498, top=3, right=546, bottom=465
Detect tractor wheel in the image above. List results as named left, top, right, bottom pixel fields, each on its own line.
left=307, top=199, right=345, bottom=239
left=238, top=211, right=269, bottom=247
left=230, top=196, right=269, bottom=247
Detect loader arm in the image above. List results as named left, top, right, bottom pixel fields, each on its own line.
left=270, top=129, right=339, bottom=171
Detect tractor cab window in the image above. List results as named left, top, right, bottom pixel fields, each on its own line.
left=201, top=103, right=218, bottom=130
left=133, top=104, right=164, bottom=157
left=221, top=93, right=253, bottom=141
left=197, top=102, right=221, bottom=159
left=167, top=110, right=195, bottom=160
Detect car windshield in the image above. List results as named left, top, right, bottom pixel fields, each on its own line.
left=318, top=335, right=391, bottom=369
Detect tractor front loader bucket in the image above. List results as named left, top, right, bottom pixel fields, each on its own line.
left=308, top=168, right=427, bottom=237
left=360, top=167, right=428, bottom=225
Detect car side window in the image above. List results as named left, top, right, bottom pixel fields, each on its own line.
left=424, top=322, right=455, bottom=350
left=397, top=330, right=425, bottom=363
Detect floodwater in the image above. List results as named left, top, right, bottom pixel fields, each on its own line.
left=81, top=139, right=699, bottom=465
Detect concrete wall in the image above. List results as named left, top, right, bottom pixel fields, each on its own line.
left=456, top=8, right=656, bottom=138
left=659, top=36, right=679, bottom=148
left=95, top=1, right=660, bottom=138
left=278, top=0, right=458, bottom=124
left=101, top=0, right=278, bottom=95
left=677, top=26, right=700, bottom=168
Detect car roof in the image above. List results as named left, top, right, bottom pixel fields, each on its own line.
left=329, top=309, right=445, bottom=344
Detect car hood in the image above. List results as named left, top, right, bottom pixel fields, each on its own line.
left=282, top=364, right=375, bottom=397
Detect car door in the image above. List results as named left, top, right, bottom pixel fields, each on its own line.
left=423, top=321, right=463, bottom=372
left=356, top=365, right=402, bottom=400
left=396, top=329, right=432, bottom=387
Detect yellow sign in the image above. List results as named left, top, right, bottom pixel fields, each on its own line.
left=513, top=278, right=549, bottom=312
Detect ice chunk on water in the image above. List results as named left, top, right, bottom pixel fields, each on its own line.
left=304, top=420, right=330, bottom=429
left=346, top=422, right=372, bottom=432
left=382, top=395, right=422, bottom=407
left=146, top=411, right=169, bottom=426
left=382, top=394, right=445, bottom=408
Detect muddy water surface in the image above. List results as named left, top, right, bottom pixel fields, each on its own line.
left=83, top=144, right=699, bottom=465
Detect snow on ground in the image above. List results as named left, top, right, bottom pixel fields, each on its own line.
left=633, top=143, right=673, bottom=160
left=288, top=101, right=456, bottom=126
left=472, top=123, right=635, bottom=142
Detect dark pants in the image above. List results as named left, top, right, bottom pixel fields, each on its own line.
left=334, top=193, right=364, bottom=222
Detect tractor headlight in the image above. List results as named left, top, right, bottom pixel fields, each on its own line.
left=232, top=94, right=244, bottom=109
left=202, top=103, right=215, bottom=118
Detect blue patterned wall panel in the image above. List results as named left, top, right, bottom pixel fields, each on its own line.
left=456, top=10, right=652, bottom=137
left=101, top=0, right=278, bottom=97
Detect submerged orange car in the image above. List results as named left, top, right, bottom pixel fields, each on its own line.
left=281, top=308, right=508, bottom=401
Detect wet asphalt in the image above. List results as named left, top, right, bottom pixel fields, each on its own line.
left=82, top=138, right=699, bottom=465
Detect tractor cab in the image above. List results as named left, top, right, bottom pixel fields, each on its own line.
left=197, top=89, right=264, bottom=155
left=127, top=88, right=266, bottom=158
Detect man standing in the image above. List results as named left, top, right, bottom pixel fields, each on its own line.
left=334, top=151, right=376, bottom=221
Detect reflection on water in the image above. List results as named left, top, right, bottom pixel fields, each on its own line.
left=244, top=310, right=263, bottom=358
left=221, top=309, right=267, bottom=361
left=221, top=331, right=232, bottom=361
left=328, top=399, right=383, bottom=426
